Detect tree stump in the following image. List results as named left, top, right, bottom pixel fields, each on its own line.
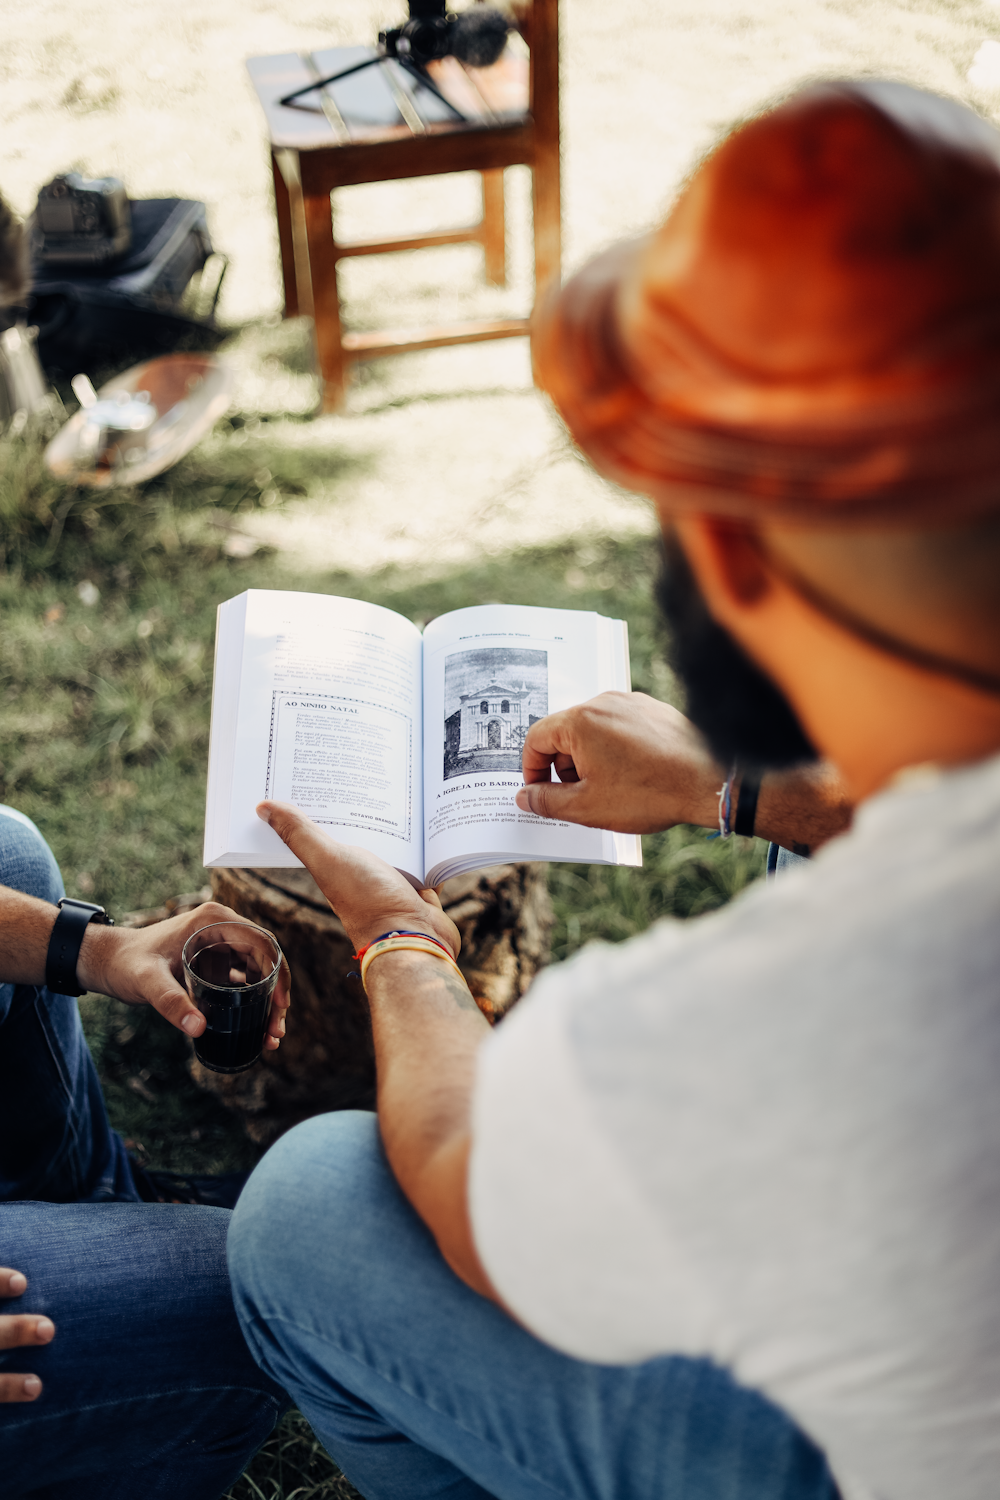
left=189, top=864, right=554, bottom=1146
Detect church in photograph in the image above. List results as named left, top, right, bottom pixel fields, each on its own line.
left=457, top=680, right=535, bottom=755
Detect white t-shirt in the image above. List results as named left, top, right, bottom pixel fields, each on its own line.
left=469, top=753, right=1000, bottom=1500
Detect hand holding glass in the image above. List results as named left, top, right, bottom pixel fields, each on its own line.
left=182, top=921, right=283, bottom=1073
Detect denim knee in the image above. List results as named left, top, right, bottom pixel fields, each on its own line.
left=0, top=806, right=64, bottom=905
left=228, top=1111, right=389, bottom=1351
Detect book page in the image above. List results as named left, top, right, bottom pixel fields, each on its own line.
left=205, top=590, right=424, bottom=882
left=421, top=605, right=641, bottom=886
left=204, top=591, right=248, bottom=868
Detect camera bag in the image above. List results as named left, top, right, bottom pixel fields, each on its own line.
left=28, top=199, right=227, bottom=376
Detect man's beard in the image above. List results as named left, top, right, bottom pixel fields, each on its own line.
left=655, top=533, right=818, bottom=771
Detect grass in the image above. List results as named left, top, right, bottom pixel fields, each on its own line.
left=225, top=1413, right=364, bottom=1500
left=0, top=423, right=764, bottom=922
left=1, top=413, right=765, bottom=1498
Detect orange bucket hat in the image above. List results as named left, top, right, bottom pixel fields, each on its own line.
left=533, top=81, right=1000, bottom=525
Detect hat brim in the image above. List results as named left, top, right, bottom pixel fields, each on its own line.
left=532, top=241, right=1000, bottom=528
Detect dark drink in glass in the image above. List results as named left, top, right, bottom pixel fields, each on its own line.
left=182, top=920, right=282, bottom=1074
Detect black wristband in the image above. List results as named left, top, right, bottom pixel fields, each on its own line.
left=45, top=898, right=114, bottom=997
left=733, top=769, right=762, bottom=838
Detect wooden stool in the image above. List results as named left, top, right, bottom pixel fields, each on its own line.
left=246, top=0, right=559, bottom=411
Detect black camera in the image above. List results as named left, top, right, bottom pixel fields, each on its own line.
left=279, top=2, right=511, bottom=115
left=33, top=173, right=132, bottom=269
left=380, top=1, right=510, bottom=69
left=381, top=0, right=453, bottom=67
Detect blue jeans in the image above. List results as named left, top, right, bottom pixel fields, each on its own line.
left=767, top=843, right=809, bottom=879
left=0, top=808, right=286, bottom=1498
left=229, top=1112, right=840, bottom=1500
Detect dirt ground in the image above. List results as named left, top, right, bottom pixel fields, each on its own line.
left=4, top=0, right=1000, bottom=575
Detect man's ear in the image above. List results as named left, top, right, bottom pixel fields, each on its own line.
left=671, top=516, right=772, bottom=620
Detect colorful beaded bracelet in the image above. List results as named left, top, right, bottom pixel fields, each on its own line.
left=356, top=932, right=464, bottom=990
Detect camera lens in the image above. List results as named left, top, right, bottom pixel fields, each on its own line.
left=397, top=15, right=450, bottom=64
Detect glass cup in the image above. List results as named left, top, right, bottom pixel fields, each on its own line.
left=182, top=920, right=282, bottom=1074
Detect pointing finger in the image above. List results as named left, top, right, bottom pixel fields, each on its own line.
left=258, top=801, right=336, bottom=868
left=258, top=800, right=396, bottom=910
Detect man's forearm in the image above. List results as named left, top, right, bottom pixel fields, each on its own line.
left=0, top=888, right=61, bottom=986
left=365, top=950, right=496, bottom=1296
left=0, top=885, right=128, bottom=995
left=0, top=887, right=285, bottom=1045
left=632, top=759, right=853, bottom=850
left=751, top=762, right=853, bottom=852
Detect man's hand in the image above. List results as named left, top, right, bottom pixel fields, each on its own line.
left=77, top=902, right=291, bottom=1047
left=0, top=1270, right=53, bottom=1403
left=516, top=691, right=723, bottom=833
left=515, top=690, right=854, bottom=851
left=256, top=802, right=459, bottom=958
left=258, top=801, right=496, bottom=1301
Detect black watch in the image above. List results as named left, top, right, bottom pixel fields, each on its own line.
left=45, top=897, right=115, bottom=997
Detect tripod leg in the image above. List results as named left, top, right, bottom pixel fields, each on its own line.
left=280, top=53, right=382, bottom=109
left=396, top=57, right=466, bottom=121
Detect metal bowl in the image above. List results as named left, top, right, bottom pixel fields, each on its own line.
left=44, top=352, right=233, bottom=487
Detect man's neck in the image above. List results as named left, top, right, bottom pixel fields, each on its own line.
left=798, top=653, right=1000, bottom=805
left=670, top=512, right=1000, bottom=805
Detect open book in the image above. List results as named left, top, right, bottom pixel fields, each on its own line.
left=204, top=591, right=642, bottom=888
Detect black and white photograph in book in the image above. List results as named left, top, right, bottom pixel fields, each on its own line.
left=443, top=646, right=548, bottom=782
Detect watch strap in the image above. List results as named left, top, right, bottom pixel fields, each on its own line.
left=45, top=899, right=113, bottom=997
left=733, top=769, right=762, bottom=838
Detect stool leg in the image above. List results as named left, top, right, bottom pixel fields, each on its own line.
left=277, top=150, right=315, bottom=323
left=301, top=162, right=348, bottom=413
left=271, top=151, right=298, bottom=318
left=527, top=0, right=561, bottom=303
left=531, top=143, right=561, bottom=304
left=481, top=170, right=506, bottom=287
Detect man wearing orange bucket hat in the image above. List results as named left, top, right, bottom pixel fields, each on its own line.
left=230, top=82, right=1000, bottom=1500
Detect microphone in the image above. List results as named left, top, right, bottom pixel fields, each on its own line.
left=450, top=8, right=511, bottom=69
